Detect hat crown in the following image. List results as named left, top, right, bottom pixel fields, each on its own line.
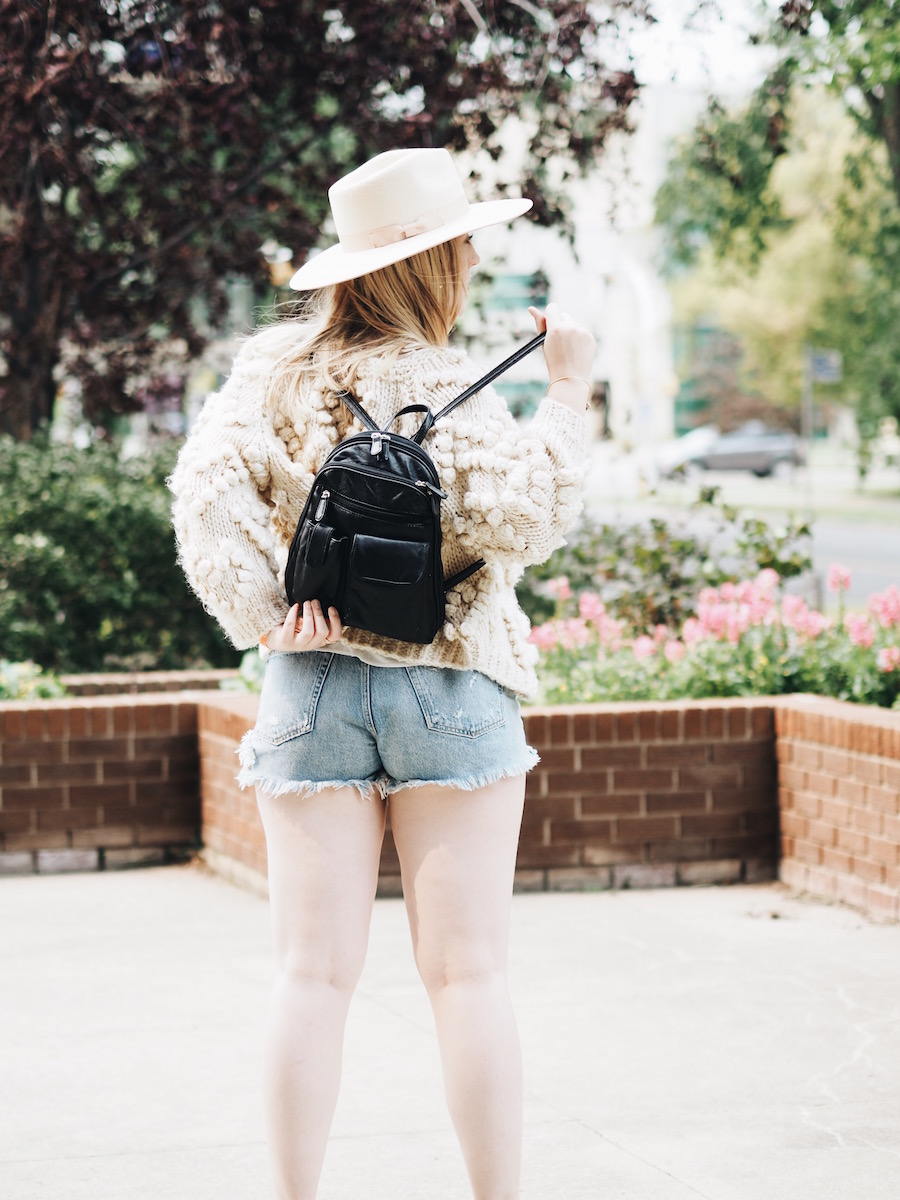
left=329, top=149, right=469, bottom=250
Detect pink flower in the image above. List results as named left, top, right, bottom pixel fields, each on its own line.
left=546, top=576, right=572, bottom=602
left=529, top=622, right=559, bottom=650
left=828, top=564, right=852, bottom=593
left=653, top=624, right=669, bottom=644
left=578, top=592, right=606, bottom=623
left=756, top=568, right=780, bottom=594
left=682, top=617, right=703, bottom=645
left=869, top=585, right=900, bottom=629
left=559, top=618, right=591, bottom=649
left=632, top=635, right=656, bottom=660
left=877, top=645, right=900, bottom=672
left=664, top=639, right=686, bottom=663
left=844, top=613, right=875, bottom=648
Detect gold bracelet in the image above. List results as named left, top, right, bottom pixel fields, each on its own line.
left=548, top=376, right=592, bottom=411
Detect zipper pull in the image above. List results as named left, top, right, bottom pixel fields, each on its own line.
left=314, top=489, right=330, bottom=522
left=416, top=480, right=448, bottom=500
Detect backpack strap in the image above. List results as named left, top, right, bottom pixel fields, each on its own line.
left=412, top=330, right=546, bottom=445
left=335, top=389, right=380, bottom=432
left=444, top=557, right=486, bottom=593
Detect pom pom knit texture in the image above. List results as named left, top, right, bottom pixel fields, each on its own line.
left=169, top=328, right=586, bottom=700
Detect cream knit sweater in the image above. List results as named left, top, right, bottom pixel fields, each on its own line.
left=170, top=324, right=586, bottom=699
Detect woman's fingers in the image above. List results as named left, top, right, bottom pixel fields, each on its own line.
left=267, top=600, right=342, bottom=652
left=528, top=305, right=547, bottom=333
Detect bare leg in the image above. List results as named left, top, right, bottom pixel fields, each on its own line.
left=256, top=786, right=386, bottom=1200
left=390, top=775, right=525, bottom=1200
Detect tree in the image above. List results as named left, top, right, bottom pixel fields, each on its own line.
left=0, top=0, right=651, bottom=440
left=655, top=2, right=900, bottom=452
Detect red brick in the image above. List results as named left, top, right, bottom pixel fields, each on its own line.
left=660, top=710, right=681, bottom=740
left=851, top=807, right=883, bottom=836
left=533, top=747, right=576, bottom=772
left=44, top=709, right=67, bottom=738
left=867, top=837, right=900, bottom=868
left=0, top=709, right=25, bottom=738
left=524, top=772, right=547, bottom=800
left=516, top=844, right=581, bottom=869
left=834, top=873, right=868, bottom=910
left=1, top=786, right=66, bottom=809
left=779, top=811, right=808, bottom=840
left=710, top=787, right=775, bottom=812
left=646, top=791, right=707, bottom=813
left=522, top=713, right=548, bottom=745
left=821, top=747, right=852, bottom=777
left=710, top=835, right=777, bottom=859
left=37, top=762, right=98, bottom=783
left=88, top=707, right=112, bottom=736
left=679, top=765, right=741, bottom=789
left=581, top=745, right=643, bottom=769
left=611, top=768, right=675, bottom=792
left=646, top=744, right=708, bottom=766
left=71, top=784, right=133, bottom=808
left=822, top=846, right=854, bottom=875
left=547, top=771, right=609, bottom=797
left=616, top=712, right=637, bottom=742
left=794, top=743, right=822, bottom=770
left=615, top=815, right=678, bottom=842
left=806, top=818, right=838, bottom=848
left=865, top=885, right=899, bottom=920
left=638, top=710, right=659, bottom=741
left=135, top=778, right=199, bottom=805
left=67, top=736, right=132, bottom=761
left=683, top=708, right=704, bottom=739
left=582, top=794, right=642, bottom=817
left=706, top=708, right=725, bottom=739
left=805, top=866, right=839, bottom=899
left=835, top=777, right=866, bottom=806
left=749, top=707, right=773, bottom=737
left=4, top=830, right=68, bottom=851
left=102, top=758, right=164, bottom=781
left=37, top=809, right=100, bottom=832
left=581, top=843, right=646, bottom=866
left=852, top=857, right=884, bottom=885
left=72, top=827, right=137, bottom=849
left=0, top=764, right=31, bottom=784
left=550, top=819, right=613, bottom=845
left=136, top=824, right=197, bottom=847
left=0, top=810, right=34, bottom=835
left=572, top=712, right=595, bottom=743
left=647, top=838, right=710, bottom=861
left=866, top=784, right=900, bottom=815
left=727, top=707, right=749, bottom=739
left=711, top=742, right=772, bottom=764
left=884, top=813, right=900, bottom=843
left=2, top=740, right=65, bottom=763
left=594, top=712, right=616, bottom=743
left=836, top=827, right=868, bottom=856
left=134, top=704, right=177, bottom=734
left=852, top=756, right=884, bottom=786
left=549, top=713, right=571, bottom=745
left=682, top=813, right=744, bottom=837
left=525, top=796, right=577, bottom=820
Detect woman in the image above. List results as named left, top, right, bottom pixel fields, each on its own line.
left=170, top=147, right=594, bottom=1199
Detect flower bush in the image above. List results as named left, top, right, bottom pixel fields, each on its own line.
left=0, top=660, right=66, bottom=701
left=529, top=566, right=900, bottom=709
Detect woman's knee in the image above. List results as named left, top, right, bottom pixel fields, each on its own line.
left=414, top=941, right=507, bottom=996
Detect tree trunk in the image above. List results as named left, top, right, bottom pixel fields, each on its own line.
left=0, top=330, right=58, bottom=441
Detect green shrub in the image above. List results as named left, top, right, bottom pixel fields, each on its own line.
left=517, top=486, right=812, bottom=630
left=0, top=435, right=239, bottom=673
left=0, top=659, right=66, bottom=700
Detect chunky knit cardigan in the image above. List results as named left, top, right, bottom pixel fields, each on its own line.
left=169, top=324, right=586, bottom=699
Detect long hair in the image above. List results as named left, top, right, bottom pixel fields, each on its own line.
left=259, top=236, right=468, bottom=418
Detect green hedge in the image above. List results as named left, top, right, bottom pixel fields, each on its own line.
left=0, top=435, right=239, bottom=673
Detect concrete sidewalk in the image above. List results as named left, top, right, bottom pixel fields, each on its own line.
left=1, top=865, right=899, bottom=1200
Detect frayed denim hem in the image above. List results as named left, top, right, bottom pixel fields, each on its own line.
left=235, top=738, right=387, bottom=801
left=385, top=746, right=540, bottom=796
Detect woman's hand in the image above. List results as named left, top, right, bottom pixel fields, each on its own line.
left=263, top=601, right=343, bottom=653
left=529, top=302, right=596, bottom=415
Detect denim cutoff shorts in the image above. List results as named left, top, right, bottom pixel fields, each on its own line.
left=237, top=651, right=538, bottom=799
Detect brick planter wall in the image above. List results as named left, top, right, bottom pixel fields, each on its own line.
left=193, top=694, right=780, bottom=898
left=776, top=696, right=900, bottom=923
left=0, top=695, right=202, bottom=873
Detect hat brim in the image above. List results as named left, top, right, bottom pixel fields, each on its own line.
left=288, top=197, right=532, bottom=291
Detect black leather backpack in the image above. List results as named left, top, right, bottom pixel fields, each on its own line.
left=284, top=333, right=545, bottom=644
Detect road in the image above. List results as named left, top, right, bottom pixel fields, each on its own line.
left=582, top=441, right=900, bottom=616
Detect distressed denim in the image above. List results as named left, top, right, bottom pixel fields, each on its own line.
left=237, top=651, right=538, bottom=799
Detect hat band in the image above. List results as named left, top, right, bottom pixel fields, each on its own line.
left=340, top=198, right=471, bottom=253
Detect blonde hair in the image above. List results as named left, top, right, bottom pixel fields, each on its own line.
left=260, top=236, right=468, bottom=418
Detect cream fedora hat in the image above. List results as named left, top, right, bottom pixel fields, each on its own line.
left=289, top=147, right=532, bottom=291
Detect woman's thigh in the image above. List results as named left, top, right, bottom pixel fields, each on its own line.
left=388, top=775, right=525, bottom=988
left=257, top=786, right=386, bottom=986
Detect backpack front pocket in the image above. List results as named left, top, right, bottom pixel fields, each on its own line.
left=343, top=533, right=437, bottom=642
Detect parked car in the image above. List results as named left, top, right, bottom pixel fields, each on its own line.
left=663, top=421, right=804, bottom=478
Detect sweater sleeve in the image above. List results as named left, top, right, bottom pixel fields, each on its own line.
left=435, top=377, right=588, bottom=570
left=168, top=354, right=288, bottom=649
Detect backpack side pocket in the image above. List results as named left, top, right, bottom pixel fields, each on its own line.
left=285, top=521, right=348, bottom=613
left=343, top=533, right=438, bottom=643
